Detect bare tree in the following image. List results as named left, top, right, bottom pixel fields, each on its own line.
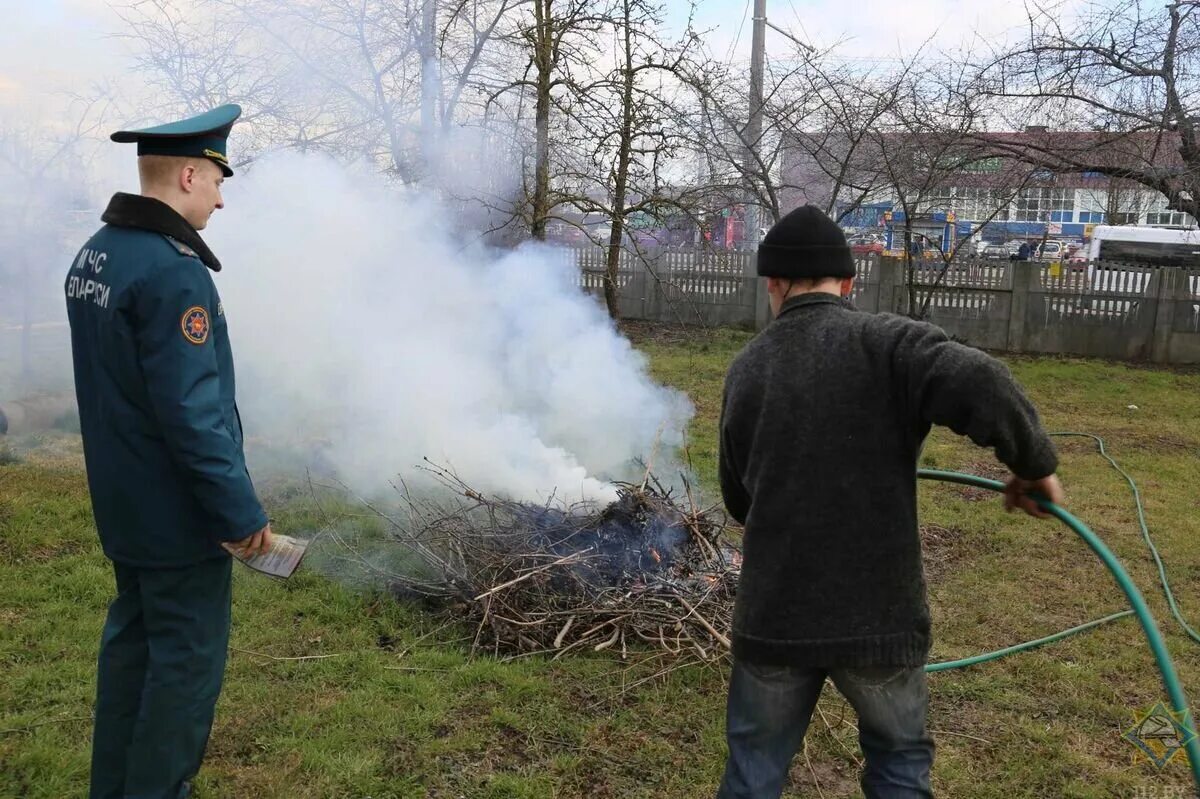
left=549, top=0, right=707, bottom=316
left=775, top=59, right=917, bottom=225
left=439, top=0, right=530, bottom=127
left=117, top=0, right=662, bottom=248
left=222, top=0, right=428, bottom=179
left=682, top=40, right=913, bottom=238
left=976, top=0, right=1200, bottom=222
left=117, top=0, right=525, bottom=182
left=481, top=0, right=612, bottom=239
left=0, top=97, right=111, bottom=389
left=115, top=0, right=296, bottom=165
left=682, top=51, right=798, bottom=229
left=867, top=61, right=1038, bottom=318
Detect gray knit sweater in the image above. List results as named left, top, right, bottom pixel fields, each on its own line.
left=719, top=293, right=1058, bottom=667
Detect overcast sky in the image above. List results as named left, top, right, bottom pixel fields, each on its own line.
left=679, top=0, right=1041, bottom=62
left=1, top=0, right=1053, bottom=130
left=0, top=1, right=122, bottom=104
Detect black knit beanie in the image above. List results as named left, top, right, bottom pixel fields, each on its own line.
left=756, top=204, right=855, bottom=279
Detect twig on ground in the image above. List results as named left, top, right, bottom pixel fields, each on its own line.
left=815, top=701, right=864, bottom=768
left=0, top=716, right=93, bottom=736
left=677, top=596, right=732, bottom=650
left=803, top=740, right=828, bottom=799
left=472, top=549, right=593, bottom=601
left=929, top=728, right=993, bottom=745
left=346, top=471, right=739, bottom=669
left=230, top=647, right=344, bottom=662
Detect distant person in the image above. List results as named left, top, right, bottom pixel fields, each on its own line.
left=1016, top=241, right=1032, bottom=261
left=716, top=205, right=1063, bottom=799
left=65, top=105, right=271, bottom=799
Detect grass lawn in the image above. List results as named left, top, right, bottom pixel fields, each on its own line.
left=2, top=324, right=1200, bottom=798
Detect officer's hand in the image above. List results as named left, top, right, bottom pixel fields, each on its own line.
left=227, top=523, right=273, bottom=558
left=1003, top=474, right=1064, bottom=519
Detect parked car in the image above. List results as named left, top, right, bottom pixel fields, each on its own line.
left=1066, top=251, right=1090, bottom=271
left=983, top=243, right=1010, bottom=260
left=848, top=236, right=885, bottom=255
left=1036, top=241, right=1066, bottom=260
left=1004, top=240, right=1027, bottom=256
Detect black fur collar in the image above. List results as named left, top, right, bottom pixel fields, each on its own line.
left=101, top=192, right=222, bottom=272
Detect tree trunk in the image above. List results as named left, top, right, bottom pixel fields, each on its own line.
left=603, top=217, right=625, bottom=318
left=903, top=224, right=918, bottom=318
left=603, top=0, right=636, bottom=319
left=529, top=0, right=554, bottom=240
left=531, top=83, right=551, bottom=239
left=20, top=255, right=32, bottom=391
left=420, top=0, right=439, bottom=172
left=1162, top=3, right=1199, bottom=222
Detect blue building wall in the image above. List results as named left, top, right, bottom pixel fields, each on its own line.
left=836, top=202, right=891, bottom=229
left=838, top=202, right=1094, bottom=250
left=966, top=221, right=1087, bottom=241
left=882, top=210, right=957, bottom=252
left=882, top=213, right=1089, bottom=251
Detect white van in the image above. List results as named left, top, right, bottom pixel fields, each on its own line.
left=1084, top=226, right=1200, bottom=309
left=1086, top=225, right=1200, bottom=267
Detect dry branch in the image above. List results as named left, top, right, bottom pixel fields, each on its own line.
left=359, top=468, right=740, bottom=668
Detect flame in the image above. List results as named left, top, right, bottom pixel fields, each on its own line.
left=649, top=548, right=662, bottom=564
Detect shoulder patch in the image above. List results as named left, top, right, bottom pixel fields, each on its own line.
left=163, top=235, right=199, bottom=260
left=181, top=306, right=210, bottom=345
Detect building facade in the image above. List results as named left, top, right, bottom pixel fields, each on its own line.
left=781, top=128, right=1198, bottom=251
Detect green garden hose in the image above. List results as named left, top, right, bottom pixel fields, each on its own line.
left=923, top=608, right=1136, bottom=673
left=1051, top=432, right=1200, bottom=647
left=916, top=466, right=1200, bottom=787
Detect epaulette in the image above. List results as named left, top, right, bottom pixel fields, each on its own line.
left=162, top=234, right=200, bottom=260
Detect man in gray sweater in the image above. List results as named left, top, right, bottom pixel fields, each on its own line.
left=716, top=206, right=1063, bottom=798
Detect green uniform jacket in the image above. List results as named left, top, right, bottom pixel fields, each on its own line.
left=65, top=193, right=267, bottom=568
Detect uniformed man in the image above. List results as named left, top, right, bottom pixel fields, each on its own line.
left=65, top=104, right=271, bottom=799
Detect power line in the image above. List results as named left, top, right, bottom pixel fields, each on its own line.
left=725, top=52, right=955, bottom=68
left=786, top=0, right=812, bottom=45
left=727, top=0, right=751, bottom=63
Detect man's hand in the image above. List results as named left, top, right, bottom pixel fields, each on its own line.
left=1003, top=474, right=1064, bottom=519
left=225, top=523, right=273, bottom=558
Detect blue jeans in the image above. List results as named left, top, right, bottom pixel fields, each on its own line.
left=717, top=660, right=935, bottom=799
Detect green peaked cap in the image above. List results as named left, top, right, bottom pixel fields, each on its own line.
left=111, top=104, right=242, bottom=177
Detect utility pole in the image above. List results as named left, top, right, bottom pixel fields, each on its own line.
left=747, top=0, right=769, bottom=327
left=745, top=0, right=766, bottom=252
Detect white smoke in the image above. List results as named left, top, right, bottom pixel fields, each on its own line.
left=208, top=152, right=692, bottom=504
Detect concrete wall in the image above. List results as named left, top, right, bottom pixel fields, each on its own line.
left=568, top=246, right=1200, bottom=365
left=573, top=246, right=761, bottom=328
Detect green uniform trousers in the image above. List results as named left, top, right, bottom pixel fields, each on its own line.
left=89, top=556, right=232, bottom=799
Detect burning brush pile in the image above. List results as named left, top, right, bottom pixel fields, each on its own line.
left=378, top=468, right=740, bottom=663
